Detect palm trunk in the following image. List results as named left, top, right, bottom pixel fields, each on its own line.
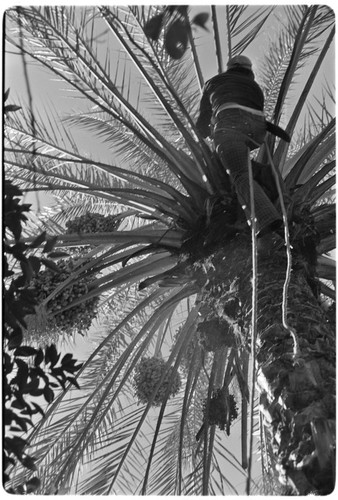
left=197, top=233, right=335, bottom=495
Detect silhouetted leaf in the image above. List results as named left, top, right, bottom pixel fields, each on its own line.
left=49, top=381, right=60, bottom=388
left=14, top=416, right=32, bottom=432
left=164, top=19, right=188, bottom=59
left=5, top=409, right=16, bottom=425
left=4, top=352, right=13, bottom=374
left=47, top=251, right=70, bottom=258
left=5, top=104, right=22, bottom=115
left=28, top=255, right=41, bottom=274
left=11, top=241, right=29, bottom=261
left=144, top=13, right=164, bottom=40
left=11, top=397, right=26, bottom=410
left=45, top=344, right=59, bottom=367
left=67, top=376, right=81, bottom=389
left=61, top=353, right=74, bottom=366
left=29, top=231, right=47, bottom=248
left=13, top=359, right=29, bottom=392
left=6, top=436, right=27, bottom=457
left=40, top=258, right=60, bottom=273
left=34, top=348, right=44, bottom=367
left=5, top=180, right=22, bottom=197
left=20, top=260, right=33, bottom=284
left=43, top=236, right=58, bottom=253
left=44, top=386, right=55, bottom=403
left=21, top=455, right=37, bottom=471
left=5, top=213, right=22, bottom=240
left=192, top=12, right=209, bottom=30
left=30, top=388, right=45, bottom=397
left=20, top=203, right=32, bottom=214
left=31, top=402, right=45, bottom=417
left=26, top=477, right=41, bottom=493
left=15, top=345, right=38, bottom=357
left=24, top=376, right=40, bottom=394
left=8, top=327, right=23, bottom=349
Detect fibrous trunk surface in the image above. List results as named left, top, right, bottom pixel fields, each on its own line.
left=197, top=233, right=335, bottom=494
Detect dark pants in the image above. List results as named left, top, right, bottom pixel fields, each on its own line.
left=213, top=108, right=281, bottom=234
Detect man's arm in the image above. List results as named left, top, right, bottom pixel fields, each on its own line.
left=196, top=89, right=212, bottom=138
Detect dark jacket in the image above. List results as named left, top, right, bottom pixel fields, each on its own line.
left=196, top=67, right=264, bottom=138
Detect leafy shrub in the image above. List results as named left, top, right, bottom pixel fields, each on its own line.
left=3, top=179, right=83, bottom=491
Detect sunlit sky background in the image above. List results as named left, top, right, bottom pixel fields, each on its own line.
left=2, top=2, right=335, bottom=495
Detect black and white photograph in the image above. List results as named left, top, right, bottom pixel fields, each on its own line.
left=3, top=3, right=336, bottom=495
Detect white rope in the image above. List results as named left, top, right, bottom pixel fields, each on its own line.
left=246, top=151, right=258, bottom=496
left=264, top=140, right=302, bottom=362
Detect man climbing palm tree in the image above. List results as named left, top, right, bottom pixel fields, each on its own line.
left=196, top=55, right=289, bottom=235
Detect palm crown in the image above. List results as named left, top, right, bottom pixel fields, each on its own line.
left=4, top=5, right=335, bottom=495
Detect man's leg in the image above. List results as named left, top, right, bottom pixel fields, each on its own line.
left=216, top=136, right=282, bottom=234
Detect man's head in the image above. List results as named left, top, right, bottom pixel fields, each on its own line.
left=227, top=55, right=252, bottom=71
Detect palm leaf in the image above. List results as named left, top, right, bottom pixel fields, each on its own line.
left=293, top=160, right=335, bottom=203
left=283, top=118, right=335, bottom=184
left=316, top=254, right=336, bottom=282
left=310, top=175, right=336, bottom=205
left=273, top=6, right=319, bottom=125
left=24, top=288, right=164, bottom=447
left=226, top=5, right=273, bottom=58
left=140, top=308, right=199, bottom=494
left=14, top=286, right=193, bottom=493
left=104, top=288, right=197, bottom=494
left=273, top=25, right=335, bottom=167
left=6, top=7, right=209, bottom=198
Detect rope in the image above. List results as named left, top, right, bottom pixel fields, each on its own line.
left=246, top=151, right=258, bottom=496
left=264, top=140, right=302, bottom=362
left=246, top=138, right=303, bottom=494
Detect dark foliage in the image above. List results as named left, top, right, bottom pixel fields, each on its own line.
left=4, top=88, right=21, bottom=118
left=196, top=389, right=239, bottom=441
left=197, top=317, right=236, bottom=352
left=203, top=389, right=238, bottom=433
left=144, top=6, right=209, bottom=59
left=3, top=179, right=83, bottom=491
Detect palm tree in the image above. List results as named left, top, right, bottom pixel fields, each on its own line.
left=4, top=5, right=335, bottom=495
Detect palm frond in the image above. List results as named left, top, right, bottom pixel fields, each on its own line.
left=211, top=6, right=224, bottom=74
left=293, top=160, right=335, bottom=203
left=140, top=308, right=200, bottom=494
left=273, top=6, right=318, bottom=124
left=316, top=254, right=336, bottom=282
left=273, top=25, right=335, bottom=167
left=283, top=118, right=335, bottom=183
left=6, top=7, right=209, bottom=196
left=226, top=5, right=273, bottom=58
